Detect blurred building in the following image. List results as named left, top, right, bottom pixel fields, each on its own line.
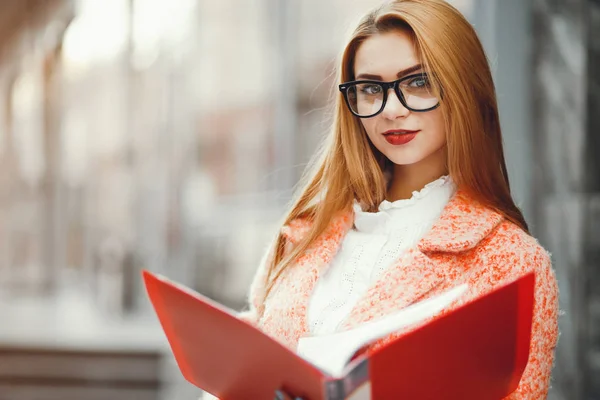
left=0, top=0, right=73, bottom=296
left=0, top=0, right=598, bottom=399
left=531, top=0, right=600, bottom=398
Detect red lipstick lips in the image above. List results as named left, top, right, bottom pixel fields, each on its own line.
left=383, top=129, right=419, bottom=145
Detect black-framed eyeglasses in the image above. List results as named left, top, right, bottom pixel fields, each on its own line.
left=338, top=72, right=441, bottom=118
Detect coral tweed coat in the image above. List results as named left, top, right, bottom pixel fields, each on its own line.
left=239, top=190, right=559, bottom=400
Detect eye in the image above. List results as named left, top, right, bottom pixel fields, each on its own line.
left=407, top=76, right=430, bottom=88
left=359, top=84, right=383, bottom=95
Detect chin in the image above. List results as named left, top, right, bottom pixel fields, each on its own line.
left=381, top=151, right=428, bottom=166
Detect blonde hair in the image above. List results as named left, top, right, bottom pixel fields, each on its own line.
left=264, top=0, right=528, bottom=295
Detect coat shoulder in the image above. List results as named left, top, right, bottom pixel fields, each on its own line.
left=481, top=219, right=553, bottom=277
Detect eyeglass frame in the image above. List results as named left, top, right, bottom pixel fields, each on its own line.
left=338, top=72, right=441, bottom=118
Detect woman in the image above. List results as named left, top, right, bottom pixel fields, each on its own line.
left=213, top=0, right=558, bottom=399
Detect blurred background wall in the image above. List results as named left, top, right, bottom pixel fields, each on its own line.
left=0, top=0, right=597, bottom=399
left=531, top=0, right=600, bottom=397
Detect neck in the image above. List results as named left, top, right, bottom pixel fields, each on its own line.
left=386, top=148, right=448, bottom=201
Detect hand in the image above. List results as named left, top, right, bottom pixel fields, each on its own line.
left=273, top=389, right=306, bottom=400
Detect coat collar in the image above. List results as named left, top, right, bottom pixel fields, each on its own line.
left=418, top=189, right=504, bottom=253
left=283, top=189, right=504, bottom=254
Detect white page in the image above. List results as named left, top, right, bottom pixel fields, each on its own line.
left=296, top=283, right=468, bottom=377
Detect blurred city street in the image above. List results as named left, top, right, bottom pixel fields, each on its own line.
left=0, top=0, right=598, bottom=399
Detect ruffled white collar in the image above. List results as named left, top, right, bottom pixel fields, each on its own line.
left=352, top=175, right=456, bottom=233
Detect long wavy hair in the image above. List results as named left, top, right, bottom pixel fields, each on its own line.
left=263, top=0, right=528, bottom=295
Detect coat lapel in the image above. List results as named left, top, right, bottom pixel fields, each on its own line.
left=417, top=190, right=504, bottom=253
left=340, top=246, right=444, bottom=330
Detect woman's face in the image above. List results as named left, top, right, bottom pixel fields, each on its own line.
left=353, top=31, right=446, bottom=169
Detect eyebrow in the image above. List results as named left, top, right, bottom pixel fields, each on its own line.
left=355, top=63, right=423, bottom=80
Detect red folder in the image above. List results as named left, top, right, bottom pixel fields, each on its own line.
left=143, top=270, right=535, bottom=400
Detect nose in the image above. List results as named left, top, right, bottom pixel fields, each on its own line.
left=381, top=89, right=410, bottom=120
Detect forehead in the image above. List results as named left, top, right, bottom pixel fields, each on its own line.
left=354, top=31, right=420, bottom=78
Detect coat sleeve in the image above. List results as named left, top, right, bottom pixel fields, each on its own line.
left=503, top=246, right=559, bottom=400
left=444, top=244, right=559, bottom=399
left=441, top=242, right=559, bottom=399
left=366, top=235, right=559, bottom=400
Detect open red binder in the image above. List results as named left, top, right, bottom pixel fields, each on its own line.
left=143, top=270, right=535, bottom=400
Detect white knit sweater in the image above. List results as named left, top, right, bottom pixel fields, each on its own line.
left=306, top=175, right=457, bottom=336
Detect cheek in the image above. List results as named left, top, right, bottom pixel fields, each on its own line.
left=360, top=119, right=378, bottom=142
left=424, top=111, right=446, bottom=144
